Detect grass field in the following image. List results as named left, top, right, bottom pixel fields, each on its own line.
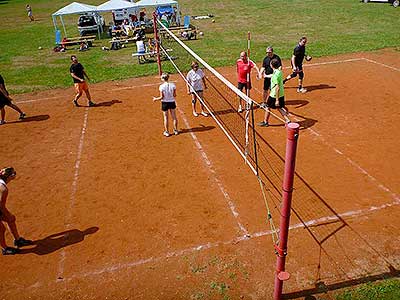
left=0, top=0, right=399, bottom=93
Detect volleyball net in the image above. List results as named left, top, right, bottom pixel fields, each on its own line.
left=154, top=19, right=344, bottom=248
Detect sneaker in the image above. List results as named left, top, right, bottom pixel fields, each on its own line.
left=163, top=131, right=170, bottom=137
left=257, top=121, right=269, bottom=127
left=2, top=247, right=19, bottom=255
left=0, top=120, right=5, bottom=125
left=73, top=99, right=79, bottom=107
left=238, top=106, right=243, bottom=113
left=19, top=113, right=26, bottom=120
left=173, top=129, right=179, bottom=135
left=259, top=102, right=267, bottom=108
left=193, top=112, right=199, bottom=117
left=88, top=101, right=96, bottom=107
left=14, top=237, right=33, bottom=248
left=297, top=87, right=307, bottom=93
left=200, top=111, right=208, bottom=117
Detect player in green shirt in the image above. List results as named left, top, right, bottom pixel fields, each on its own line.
left=258, top=58, right=290, bottom=127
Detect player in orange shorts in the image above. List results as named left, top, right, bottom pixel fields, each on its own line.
left=70, top=55, right=96, bottom=107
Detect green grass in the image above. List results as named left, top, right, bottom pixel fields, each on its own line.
left=334, top=278, right=400, bottom=300
left=0, top=0, right=399, bottom=94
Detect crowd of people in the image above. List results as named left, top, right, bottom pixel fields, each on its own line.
left=235, top=36, right=311, bottom=127
left=151, top=35, right=311, bottom=137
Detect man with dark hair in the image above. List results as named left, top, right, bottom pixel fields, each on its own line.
left=259, top=46, right=282, bottom=106
left=70, top=55, right=96, bottom=107
left=0, top=167, right=33, bottom=255
left=283, top=36, right=308, bottom=93
left=258, top=58, right=290, bottom=127
left=0, top=74, right=26, bottom=125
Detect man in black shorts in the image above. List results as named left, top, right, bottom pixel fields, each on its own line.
left=0, top=74, right=26, bottom=125
left=258, top=46, right=282, bottom=106
left=283, top=36, right=308, bottom=93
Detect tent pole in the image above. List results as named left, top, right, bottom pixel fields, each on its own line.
left=60, top=16, right=67, bottom=37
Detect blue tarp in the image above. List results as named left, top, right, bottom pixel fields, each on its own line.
left=156, top=5, right=174, bottom=17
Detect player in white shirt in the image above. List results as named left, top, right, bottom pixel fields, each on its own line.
left=153, top=73, right=179, bottom=137
left=186, top=61, right=208, bottom=117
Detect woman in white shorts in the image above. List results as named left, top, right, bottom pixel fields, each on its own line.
left=153, top=73, right=179, bottom=137
left=186, top=61, right=208, bottom=117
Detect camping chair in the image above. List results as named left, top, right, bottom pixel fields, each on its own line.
left=183, top=15, right=190, bottom=28
left=160, top=19, right=169, bottom=28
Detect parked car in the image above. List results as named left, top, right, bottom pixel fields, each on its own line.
left=78, top=13, right=105, bottom=36
left=362, top=0, right=399, bottom=7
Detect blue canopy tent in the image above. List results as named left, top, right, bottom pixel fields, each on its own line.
left=135, top=0, right=180, bottom=25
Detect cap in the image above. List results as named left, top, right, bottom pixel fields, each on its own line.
left=266, top=46, right=273, bottom=53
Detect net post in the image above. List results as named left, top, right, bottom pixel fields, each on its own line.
left=153, top=12, right=162, bottom=76
left=273, top=122, right=300, bottom=300
left=246, top=31, right=251, bottom=98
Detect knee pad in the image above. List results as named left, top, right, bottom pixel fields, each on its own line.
left=191, top=97, right=197, bottom=104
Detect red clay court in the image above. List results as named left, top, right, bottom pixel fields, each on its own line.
left=0, top=49, right=399, bottom=299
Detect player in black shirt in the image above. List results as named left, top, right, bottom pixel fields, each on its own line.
left=283, top=37, right=308, bottom=93
left=70, top=55, right=95, bottom=107
left=0, top=75, right=26, bottom=125
left=258, top=46, right=282, bottom=106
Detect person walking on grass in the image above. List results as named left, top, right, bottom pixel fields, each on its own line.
left=258, top=58, right=291, bottom=127
left=26, top=4, right=34, bottom=22
left=70, top=55, right=96, bottom=107
left=283, top=36, right=308, bottom=93
left=259, top=46, right=282, bottom=106
left=186, top=61, right=208, bottom=117
left=236, top=51, right=260, bottom=113
left=0, top=167, right=33, bottom=255
left=0, top=74, right=26, bottom=125
left=153, top=73, right=179, bottom=137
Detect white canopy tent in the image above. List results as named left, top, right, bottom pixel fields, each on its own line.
left=97, top=0, right=139, bottom=12
left=52, top=2, right=98, bottom=37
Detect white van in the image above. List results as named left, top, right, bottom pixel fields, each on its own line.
left=362, top=0, right=399, bottom=7
left=78, top=13, right=105, bottom=36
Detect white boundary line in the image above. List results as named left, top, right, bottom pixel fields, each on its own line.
left=56, top=108, right=89, bottom=282
left=64, top=195, right=399, bottom=281
left=361, top=57, right=400, bottom=72
left=176, top=106, right=249, bottom=235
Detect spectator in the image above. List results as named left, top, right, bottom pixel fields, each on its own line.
left=26, top=4, right=34, bottom=21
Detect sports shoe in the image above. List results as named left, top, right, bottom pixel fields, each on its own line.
left=200, top=111, right=208, bottom=117
left=259, top=102, right=267, bottom=108
left=173, top=129, right=179, bottom=135
left=0, top=120, right=5, bottom=125
left=238, top=105, right=243, bottom=113
left=193, top=112, right=199, bottom=117
left=73, top=99, right=79, bottom=107
left=257, top=121, right=269, bottom=127
left=2, top=247, right=19, bottom=255
left=297, top=87, right=307, bottom=93
left=19, top=113, right=26, bottom=120
left=14, top=237, right=33, bottom=248
left=88, top=101, right=96, bottom=107
left=163, top=131, right=170, bottom=137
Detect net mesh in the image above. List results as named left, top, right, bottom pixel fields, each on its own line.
left=156, top=20, right=347, bottom=246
